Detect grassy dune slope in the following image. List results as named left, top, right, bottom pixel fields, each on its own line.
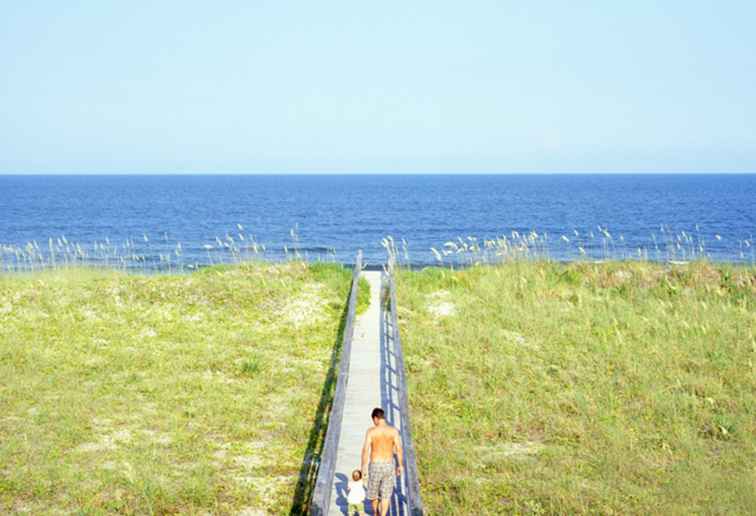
left=0, top=262, right=356, bottom=514
left=397, top=261, right=755, bottom=515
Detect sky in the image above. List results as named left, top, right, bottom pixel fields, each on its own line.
left=1, top=1, right=755, bottom=174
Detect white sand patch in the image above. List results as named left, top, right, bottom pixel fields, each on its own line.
left=426, top=290, right=456, bottom=318
left=233, top=455, right=264, bottom=469
left=92, top=417, right=112, bottom=427
left=280, top=283, right=326, bottom=328
left=236, top=508, right=267, bottom=516
left=277, top=356, right=323, bottom=372
left=141, top=402, right=158, bottom=414
left=16, top=307, right=48, bottom=320
left=84, top=356, right=108, bottom=368
left=91, top=337, right=109, bottom=347
left=452, top=475, right=497, bottom=485
left=11, top=501, right=33, bottom=514
left=502, top=329, right=528, bottom=346
left=211, top=442, right=232, bottom=466
left=76, top=438, right=116, bottom=453
left=80, top=307, right=98, bottom=321
left=76, top=428, right=132, bottom=453
left=112, top=429, right=132, bottom=443
left=264, top=390, right=298, bottom=420
left=138, top=327, right=157, bottom=338
left=141, top=429, right=172, bottom=446
left=478, top=441, right=544, bottom=463
left=200, top=370, right=239, bottom=385
left=235, top=475, right=294, bottom=498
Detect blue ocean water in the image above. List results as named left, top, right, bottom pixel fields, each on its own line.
left=0, top=174, right=754, bottom=269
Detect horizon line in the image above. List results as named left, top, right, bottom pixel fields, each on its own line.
left=1, top=170, right=755, bottom=176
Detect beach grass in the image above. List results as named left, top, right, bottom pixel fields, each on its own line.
left=0, top=262, right=365, bottom=514
left=396, top=261, right=755, bottom=514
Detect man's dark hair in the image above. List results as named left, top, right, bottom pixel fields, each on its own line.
left=371, top=407, right=385, bottom=420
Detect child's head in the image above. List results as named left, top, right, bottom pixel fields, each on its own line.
left=352, top=469, right=362, bottom=481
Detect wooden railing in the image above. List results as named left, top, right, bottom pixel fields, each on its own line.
left=309, top=251, right=362, bottom=516
left=387, top=263, right=424, bottom=516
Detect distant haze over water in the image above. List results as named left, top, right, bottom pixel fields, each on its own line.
left=1, top=174, right=754, bottom=269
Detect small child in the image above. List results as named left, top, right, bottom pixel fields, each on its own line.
left=346, top=469, right=366, bottom=515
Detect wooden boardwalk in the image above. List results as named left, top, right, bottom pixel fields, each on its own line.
left=328, top=271, right=407, bottom=515
left=311, top=260, right=422, bottom=516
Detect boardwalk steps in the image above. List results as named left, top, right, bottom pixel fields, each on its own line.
left=310, top=255, right=423, bottom=515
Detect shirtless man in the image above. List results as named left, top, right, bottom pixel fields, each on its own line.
left=360, top=407, right=403, bottom=516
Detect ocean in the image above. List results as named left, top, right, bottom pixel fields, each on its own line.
left=1, top=174, right=754, bottom=270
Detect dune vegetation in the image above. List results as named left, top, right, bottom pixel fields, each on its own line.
left=396, top=261, right=755, bottom=515
left=2, top=255, right=754, bottom=515
left=0, top=262, right=366, bottom=514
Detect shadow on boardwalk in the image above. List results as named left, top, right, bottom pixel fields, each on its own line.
left=289, top=297, right=350, bottom=514
left=379, top=273, right=408, bottom=516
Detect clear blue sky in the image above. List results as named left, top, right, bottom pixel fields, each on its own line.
left=1, top=1, right=755, bottom=173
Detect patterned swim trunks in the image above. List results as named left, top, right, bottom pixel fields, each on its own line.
left=367, top=461, right=395, bottom=500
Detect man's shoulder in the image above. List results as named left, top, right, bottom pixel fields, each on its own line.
left=367, top=423, right=400, bottom=437
left=379, top=424, right=400, bottom=437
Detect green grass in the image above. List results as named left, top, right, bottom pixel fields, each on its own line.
left=396, top=261, right=755, bottom=515
left=0, top=262, right=363, bottom=514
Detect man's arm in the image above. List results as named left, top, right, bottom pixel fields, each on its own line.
left=394, top=429, right=404, bottom=476
left=360, top=429, right=372, bottom=475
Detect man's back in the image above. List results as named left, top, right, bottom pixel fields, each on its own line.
left=367, top=424, right=399, bottom=462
